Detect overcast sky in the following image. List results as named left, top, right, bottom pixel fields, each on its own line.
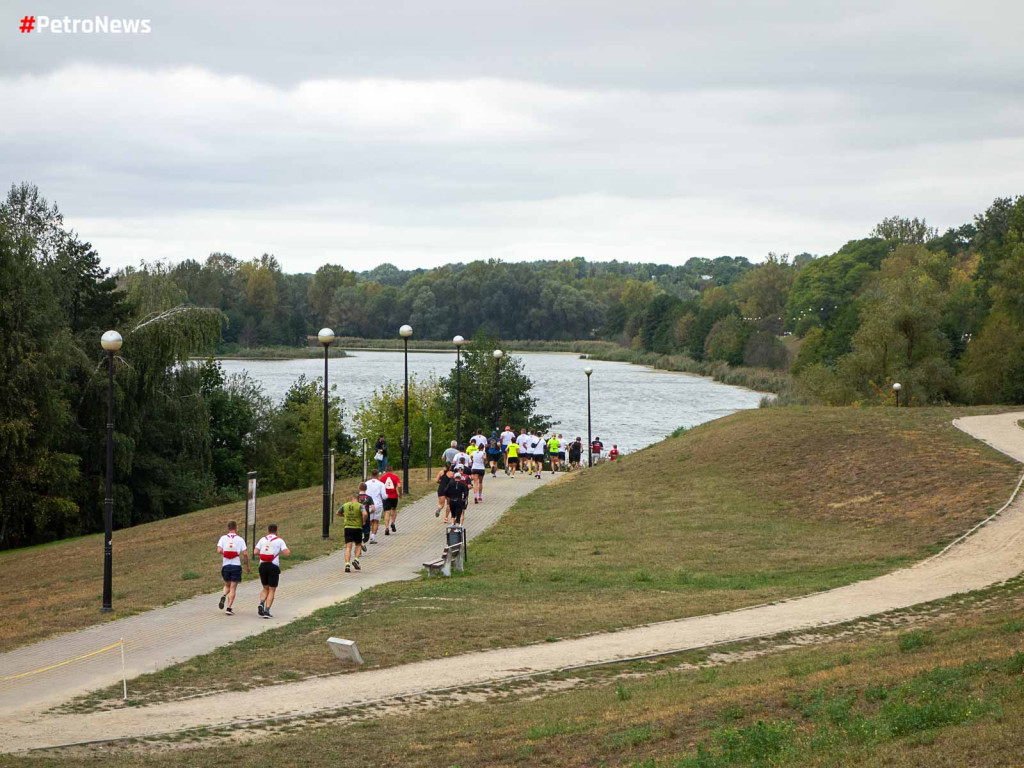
left=4, top=1, right=1023, bottom=272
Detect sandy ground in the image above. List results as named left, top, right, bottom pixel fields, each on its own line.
left=2, top=412, right=1022, bottom=752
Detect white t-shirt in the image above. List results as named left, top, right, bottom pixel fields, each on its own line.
left=470, top=434, right=487, bottom=449
left=531, top=437, right=544, bottom=455
left=558, top=438, right=568, bottom=453
left=365, top=478, right=386, bottom=509
left=454, top=451, right=471, bottom=469
left=254, top=534, right=286, bottom=566
left=471, top=450, right=486, bottom=470
left=500, top=430, right=515, bottom=447
left=217, top=532, right=246, bottom=567
left=516, top=434, right=530, bottom=453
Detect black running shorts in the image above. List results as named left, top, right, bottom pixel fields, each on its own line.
left=258, top=561, right=281, bottom=587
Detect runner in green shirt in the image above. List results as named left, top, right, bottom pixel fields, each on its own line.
left=547, top=435, right=561, bottom=473
left=337, top=490, right=368, bottom=573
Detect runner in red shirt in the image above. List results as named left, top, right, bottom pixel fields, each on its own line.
left=380, top=470, right=403, bottom=534
left=609, top=445, right=620, bottom=461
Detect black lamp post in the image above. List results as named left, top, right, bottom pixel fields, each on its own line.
left=453, top=335, right=467, bottom=447
left=318, top=327, right=335, bottom=539
left=400, top=324, right=413, bottom=491
left=585, top=367, right=593, bottom=468
left=893, top=382, right=902, bottom=408
left=100, top=330, right=122, bottom=612
left=493, top=349, right=503, bottom=432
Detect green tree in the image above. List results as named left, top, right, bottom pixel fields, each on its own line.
left=870, top=215, right=937, bottom=244
left=439, top=333, right=550, bottom=440
left=352, top=377, right=452, bottom=466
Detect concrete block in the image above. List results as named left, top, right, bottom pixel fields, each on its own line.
left=327, top=637, right=364, bottom=664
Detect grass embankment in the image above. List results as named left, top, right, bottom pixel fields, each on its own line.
left=12, top=581, right=1024, bottom=767
left=0, top=474, right=429, bottom=652
left=77, top=406, right=1018, bottom=708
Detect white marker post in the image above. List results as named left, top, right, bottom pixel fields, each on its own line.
left=246, top=472, right=257, bottom=546
left=120, top=638, right=127, bottom=700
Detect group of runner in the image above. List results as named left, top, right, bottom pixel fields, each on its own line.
left=215, top=467, right=405, bottom=616
left=215, top=430, right=620, bottom=614
left=216, top=521, right=290, bottom=618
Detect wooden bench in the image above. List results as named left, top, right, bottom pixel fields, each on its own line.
left=424, top=542, right=463, bottom=577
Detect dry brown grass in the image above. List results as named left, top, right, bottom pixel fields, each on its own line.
left=0, top=474, right=429, bottom=652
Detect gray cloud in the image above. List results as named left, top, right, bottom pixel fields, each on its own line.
left=2, top=1, right=1023, bottom=271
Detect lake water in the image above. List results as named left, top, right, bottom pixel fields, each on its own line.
left=218, top=351, right=763, bottom=454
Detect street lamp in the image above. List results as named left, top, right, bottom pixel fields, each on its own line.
left=893, top=382, right=902, bottom=408
left=400, top=324, right=413, bottom=491
left=493, top=349, right=504, bottom=432
left=584, top=367, right=593, bottom=468
left=318, top=327, right=335, bottom=539
left=453, top=335, right=467, bottom=448
left=100, top=330, right=122, bottom=612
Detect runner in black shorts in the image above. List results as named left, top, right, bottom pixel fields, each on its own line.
left=435, top=463, right=451, bottom=519
left=446, top=471, right=469, bottom=524
left=253, top=524, right=290, bottom=618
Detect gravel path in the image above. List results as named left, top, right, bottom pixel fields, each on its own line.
left=2, top=412, right=1023, bottom=753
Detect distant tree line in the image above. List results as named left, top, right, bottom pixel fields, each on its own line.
left=5, top=179, right=1024, bottom=549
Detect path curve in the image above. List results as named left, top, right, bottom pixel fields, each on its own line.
left=3, top=412, right=1024, bottom=752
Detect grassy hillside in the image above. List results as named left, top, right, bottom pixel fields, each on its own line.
left=75, top=406, right=1020, bottom=707
left=0, top=474, right=430, bottom=652
left=16, top=581, right=1024, bottom=767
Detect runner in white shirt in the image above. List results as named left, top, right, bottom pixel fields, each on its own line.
left=515, top=430, right=531, bottom=473
left=558, top=434, right=568, bottom=472
left=252, top=523, right=290, bottom=618
left=470, top=447, right=487, bottom=503
left=470, top=430, right=487, bottom=451
left=454, top=450, right=471, bottom=473
left=216, top=521, right=250, bottom=616
left=365, top=470, right=387, bottom=543
left=500, top=426, right=516, bottom=474
left=530, top=433, right=545, bottom=478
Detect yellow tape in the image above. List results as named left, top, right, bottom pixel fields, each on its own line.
left=1, top=640, right=123, bottom=682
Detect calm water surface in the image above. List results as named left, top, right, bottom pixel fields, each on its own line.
left=218, top=351, right=763, bottom=454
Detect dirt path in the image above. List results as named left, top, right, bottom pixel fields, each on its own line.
left=3, top=412, right=1023, bottom=753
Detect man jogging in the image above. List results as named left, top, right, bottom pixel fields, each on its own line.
left=216, top=521, right=250, bottom=616
left=591, top=436, right=604, bottom=464
left=531, top=431, right=545, bottom=478
left=380, top=467, right=402, bottom=534
left=253, top=523, right=290, bottom=618
left=500, top=425, right=516, bottom=473
left=338, top=490, right=368, bottom=573
left=486, top=432, right=502, bottom=476
left=547, top=433, right=561, bottom=474
left=442, top=440, right=459, bottom=466
left=568, top=436, right=582, bottom=470
left=365, top=469, right=386, bottom=543
left=357, top=482, right=374, bottom=550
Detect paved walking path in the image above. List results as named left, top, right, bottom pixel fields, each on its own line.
left=0, top=471, right=555, bottom=717
left=3, top=413, right=1024, bottom=752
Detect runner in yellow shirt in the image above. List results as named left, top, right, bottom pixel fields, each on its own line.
left=505, top=440, right=520, bottom=478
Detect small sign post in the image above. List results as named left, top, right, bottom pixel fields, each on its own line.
left=362, top=438, right=368, bottom=482
left=427, top=421, right=433, bottom=482
left=329, top=448, right=336, bottom=531
left=245, top=471, right=257, bottom=546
